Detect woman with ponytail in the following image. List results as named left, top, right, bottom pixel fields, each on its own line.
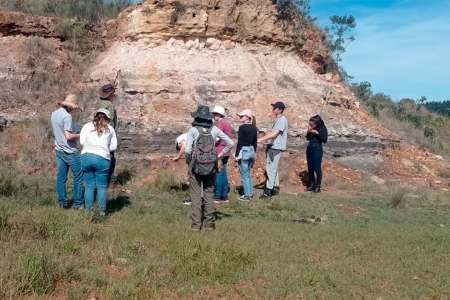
left=235, top=109, right=258, bottom=201
left=80, top=108, right=118, bottom=216
left=305, top=115, right=328, bottom=193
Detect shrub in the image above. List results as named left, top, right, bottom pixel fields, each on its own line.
left=170, top=1, right=187, bottom=23
left=17, top=255, right=56, bottom=295
left=55, top=21, right=86, bottom=41
left=154, top=170, right=182, bottom=191
left=25, top=37, right=52, bottom=57
left=390, top=188, right=407, bottom=209
left=437, top=168, right=450, bottom=179
left=0, top=160, right=19, bottom=197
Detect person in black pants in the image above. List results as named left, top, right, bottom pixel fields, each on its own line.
left=305, top=115, right=328, bottom=193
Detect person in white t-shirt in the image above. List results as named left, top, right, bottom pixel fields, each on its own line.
left=80, top=108, right=118, bottom=216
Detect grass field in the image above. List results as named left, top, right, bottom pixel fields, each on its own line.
left=1, top=164, right=450, bottom=299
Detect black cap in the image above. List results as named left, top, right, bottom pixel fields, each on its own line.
left=271, top=102, right=286, bottom=110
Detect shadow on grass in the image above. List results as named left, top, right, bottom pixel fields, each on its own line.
left=215, top=211, right=232, bottom=221
left=107, top=194, right=131, bottom=215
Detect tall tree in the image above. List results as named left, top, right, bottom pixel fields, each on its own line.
left=325, top=15, right=356, bottom=62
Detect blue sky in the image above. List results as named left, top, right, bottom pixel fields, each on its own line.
left=310, top=0, right=450, bottom=101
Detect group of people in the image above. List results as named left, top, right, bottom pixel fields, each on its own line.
left=50, top=84, right=118, bottom=216
left=51, top=83, right=329, bottom=228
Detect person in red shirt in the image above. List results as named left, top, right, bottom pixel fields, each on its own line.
left=211, top=106, right=232, bottom=203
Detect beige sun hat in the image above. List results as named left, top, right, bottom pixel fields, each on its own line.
left=59, top=94, right=82, bottom=110
left=95, top=108, right=111, bottom=119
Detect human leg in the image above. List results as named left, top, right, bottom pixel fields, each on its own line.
left=55, top=151, right=69, bottom=207
left=312, top=146, right=324, bottom=193
left=107, top=151, right=116, bottom=187
left=305, top=145, right=315, bottom=191
left=68, top=152, right=84, bottom=208
left=202, top=173, right=216, bottom=229
left=93, top=155, right=110, bottom=215
left=189, top=170, right=203, bottom=230
left=81, top=154, right=95, bottom=211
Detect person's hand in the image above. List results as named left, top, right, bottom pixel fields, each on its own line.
left=311, top=129, right=318, bottom=135
left=235, top=157, right=240, bottom=162
left=172, top=157, right=180, bottom=162
left=257, top=138, right=263, bottom=143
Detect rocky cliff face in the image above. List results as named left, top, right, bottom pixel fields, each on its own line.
left=87, top=0, right=397, bottom=171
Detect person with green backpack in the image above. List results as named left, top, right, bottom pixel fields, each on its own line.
left=185, top=105, right=234, bottom=231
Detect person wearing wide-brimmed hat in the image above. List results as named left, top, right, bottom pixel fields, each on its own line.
left=185, top=105, right=234, bottom=231
left=257, top=101, right=289, bottom=199
left=96, top=82, right=118, bottom=187
left=51, top=94, right=84, bottom=209
left=80, top=108, right=118, bottom=216
left=211, top=106, right=232, bottom=203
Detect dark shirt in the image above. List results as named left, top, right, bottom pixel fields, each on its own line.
left=235, top=123, right=258, bottom=157
left=306, top=125, right=328, bottom=144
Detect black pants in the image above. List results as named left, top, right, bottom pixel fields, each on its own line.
left=107, top=151, right=116, bottom=187
left=306, top=144, right=323, bottom=185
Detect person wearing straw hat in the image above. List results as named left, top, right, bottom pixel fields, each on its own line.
left=80, top=108, right=118, bottom=216
left=185, top=105, right=234, bottom=231
left=211, top=106, right=232, bottom=204
left=235, top=109, right=258, bottom=201
left=96, top=83, right=118, bottom=187
left=51, top=94, right=84, bottom=209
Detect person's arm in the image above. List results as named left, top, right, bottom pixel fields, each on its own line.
left=79, top=125, right=87, bottom=146
left=215, top=128, right=234, bottom=158
left=315, top=126, right=328, bottom=143
left=234, top=125, right=244, bottom=159
left=184, top=128, right=195, bottom=164
left=172, top=141, right=186, bottom=162
left=63, top=115, right=79, bottom=141
left=258, top=129, right=280, bottom=143
left=109, top=127, right=118, bottom=152
left=306, top=131, right=312, bottom=140
left=252, top=127, right=258, bottom=152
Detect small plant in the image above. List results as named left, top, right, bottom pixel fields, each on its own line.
left=0, top=160, right=19, bottom=197
left=413, top=163, right=423, bottom=172
left=55, top=21, right=86, bottom=41
left=0, top=207, right=9, bottom=232
left=25, top=37, right=52, bottom=57
left=170, top=1, right=187, bottom=23
left=437, top=168, right=450, bottom=179
left=390, top=188, right=407, bottom=209
left=154, top=170, right=182, bottom=191
left=17, top=255, right=56, bottom=295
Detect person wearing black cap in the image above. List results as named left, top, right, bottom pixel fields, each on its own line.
left=185, top=105, right=234, bottom=231
left=96, top=83, right=118, bottom=187
left=257, top=101, right=289, bottom=198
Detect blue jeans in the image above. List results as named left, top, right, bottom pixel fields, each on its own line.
left=306, top=144, right=323, bottom=185
left=81, top=153, right=110, bottom=215
left=56, top=151, right=84, bottom=207
left=215, top=156, right=229, bottom=199
left=238, top=146, right=255, bottom=196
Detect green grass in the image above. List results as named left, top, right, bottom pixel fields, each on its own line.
left=1, top=170, right=450, bottom=299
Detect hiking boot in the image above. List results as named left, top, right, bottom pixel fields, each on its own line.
left=183, top=200, right=192, bottom=205
left=271, top=187, right=280, bottom=196
left=259, top=188, right=272, bottom=199
left=238, top=195, right=251, bottom=201
left=305, top=184, right=315, bottom=192
left=60, top=204, right=69, bottom=210
left=190, top=226, right=201, bottom=232
left=312, top=184, right=321, bottom=193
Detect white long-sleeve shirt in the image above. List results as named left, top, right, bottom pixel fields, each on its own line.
left=80, top=122, right=117, bottom=160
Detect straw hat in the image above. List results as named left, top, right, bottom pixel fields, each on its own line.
left=59, top=94, right=82, bottom=110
